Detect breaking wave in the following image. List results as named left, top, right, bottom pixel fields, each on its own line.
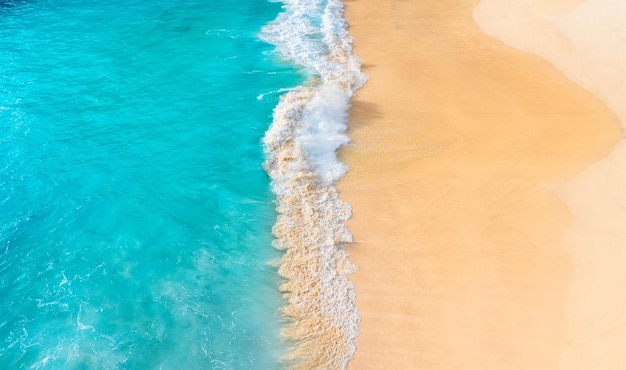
left=260, top=0, right=367, bottom=368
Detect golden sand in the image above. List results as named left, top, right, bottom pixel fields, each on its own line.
left=339, top=0, right=625, bottom=368
left=476, top=1, right=626, bottom=368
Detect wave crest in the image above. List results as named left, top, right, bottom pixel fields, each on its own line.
left=261, top=0, right=366, bottom=368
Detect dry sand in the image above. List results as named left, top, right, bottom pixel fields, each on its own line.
left=339, top=0, right=626, bottom=368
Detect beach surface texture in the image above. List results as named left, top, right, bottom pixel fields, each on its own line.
left=340, top=0, right=626, bottom=368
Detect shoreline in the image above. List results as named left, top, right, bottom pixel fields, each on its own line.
left=340, top=0, right=624, bottom=368
left=260, top=1, right=366, bottom=368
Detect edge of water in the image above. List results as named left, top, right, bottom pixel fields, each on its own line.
left=260, top=0, right=367, bottom=368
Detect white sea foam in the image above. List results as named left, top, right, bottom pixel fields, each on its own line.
left=260, top=0, right=366, bottom=368
left=256, top=87, right=299, bottom=101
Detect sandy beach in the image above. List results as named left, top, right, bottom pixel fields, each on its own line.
left=340, top=0, right=626, bottom=368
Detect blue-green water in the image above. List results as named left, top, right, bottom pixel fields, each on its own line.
left=0, top=0, right=305, bottom=368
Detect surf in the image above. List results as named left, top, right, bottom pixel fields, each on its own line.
left=261, top=0, right=367, bottom=368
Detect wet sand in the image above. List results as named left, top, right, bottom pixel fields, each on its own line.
left=339, top=0, right=626, bottom=368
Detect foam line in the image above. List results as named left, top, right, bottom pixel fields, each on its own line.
left=261, top=0, right=366, bottom=368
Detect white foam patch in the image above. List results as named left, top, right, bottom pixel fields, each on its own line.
left=299, top=83, right=351, bottom=184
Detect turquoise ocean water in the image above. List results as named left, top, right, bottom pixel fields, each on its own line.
left=1, top=0, right=366, bottom=367
left=0, top=0, right=308, bottom=368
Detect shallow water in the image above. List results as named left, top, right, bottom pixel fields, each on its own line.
left=0, top=0, right=302, bottom=368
